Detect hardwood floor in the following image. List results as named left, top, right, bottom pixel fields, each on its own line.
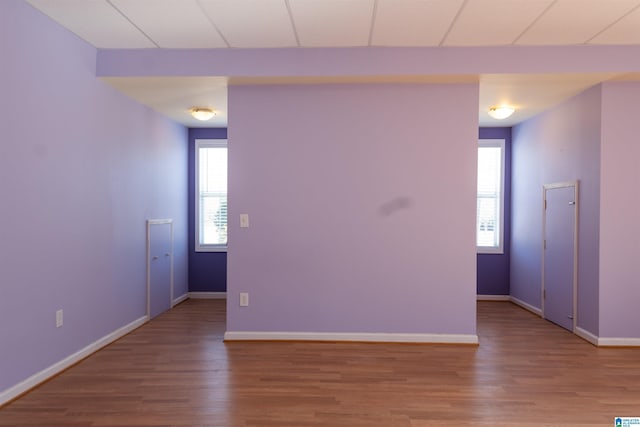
left=1, top=300, right=638, bottom=426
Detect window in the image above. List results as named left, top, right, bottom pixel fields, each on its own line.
left=477, top=139, right=505, bottom=254
left=195, top=139, right=228, bottom=252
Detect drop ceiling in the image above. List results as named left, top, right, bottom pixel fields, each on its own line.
left=25, top=0, right=640, bottom=127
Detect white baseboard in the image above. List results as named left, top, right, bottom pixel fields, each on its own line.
left=0, top=315, right=148, bottom=407
left=512, top=307, right=640, bottom=347
left=477, top=294, right=510, bottom=301
left=509, top=296, right=543, bottom=317
left=188, top=291, right=227, bottom=299
left=575, top=327, right=598, bottom=346
left=172, top=293, right=189, bottom=306
left=597, top=337, right=640, bottom=347
left=224, top=331, right=479, bottom=345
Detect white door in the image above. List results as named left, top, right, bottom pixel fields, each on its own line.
left=543, top=183, right=577, bottom=332
left=147, top=219, right=173, bottom=319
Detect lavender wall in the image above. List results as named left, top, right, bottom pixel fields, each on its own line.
left=97, top=45, right=640, bottom=78
left=188, top=128, right=228, bottom=292
left=226, top=83, right=478, bottom=336
left=477, top=127, right=512, bottom=296
left=511, top=86, right=601, bottom=335
left=599, top=82, right=640, bottom=339
left=0, top=1, right=188, bottom=393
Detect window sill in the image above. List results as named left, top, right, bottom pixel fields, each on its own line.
left=477, top=248, right=504, bottom=255
left=195, top=246, right=228, bottom=253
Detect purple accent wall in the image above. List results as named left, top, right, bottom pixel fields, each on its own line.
left=599, top=82, right=640, bottom=339
left=511, top=86, right=601, bottom=335
left=477, top=128, right=512, bottom=296
left=226, top=83, right=478, bottom=335
left=188, top=128, right=228, bottom=292
left=0, top=1, right=188, bottom=392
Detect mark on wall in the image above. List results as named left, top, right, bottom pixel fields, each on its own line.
left=378, top=196, right=412, bottom=217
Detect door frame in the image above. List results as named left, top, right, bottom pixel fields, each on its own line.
left=541, top=181, right=579, bottom=332
left=146, top=218, right=174, bottom=319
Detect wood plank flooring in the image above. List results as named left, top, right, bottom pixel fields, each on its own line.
left=1, top=300, right=639, bottom=426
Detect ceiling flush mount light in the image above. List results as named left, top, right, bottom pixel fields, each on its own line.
left=488, top=106, right=515, bottom=120
left=190, top=107, right=216, bottom=121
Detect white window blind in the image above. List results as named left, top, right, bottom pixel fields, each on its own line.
left=477, top=140, right=505, bottom=253
left=196, top=140, right=228, bottom=251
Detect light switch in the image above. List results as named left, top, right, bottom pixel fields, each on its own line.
left=240, top=213, right=249, bottom=228
left=239, top=292, right=249, bottom=307
left=56, top=309, right=63, bottom=328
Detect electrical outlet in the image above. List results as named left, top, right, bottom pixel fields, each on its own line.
left=240, top=214, right=250, bottom=228
left=239, top=292, right=249, bottom=307
left=56, top=309, right=63, bottom=328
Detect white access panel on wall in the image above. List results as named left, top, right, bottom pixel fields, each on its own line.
left=542, top=182, right=578, bottom=333
left=147, top=219, right=174, bottom=319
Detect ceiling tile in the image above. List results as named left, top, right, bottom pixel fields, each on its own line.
left=288, top=0, right=374, bottom=47
left=25, top=0, right=154, bottom=48
left=443, top=0, right=553, bottom=46
left=517, top=0, right=640, bottom=45
left=371, top=0, right=464, bottom=46
left=589, top=3, right=640, bottom=44
left=110, top=0, right=227, bottom=48
left=198, top=0, right=296, bottom=48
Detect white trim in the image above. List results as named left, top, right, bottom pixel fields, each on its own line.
left=543, top=180, right=578, bottom=190
left=597, top=337, right=640, bottom=347
left=477, top=139, right=505, bottom=254
left=188, top=291, right=227, bottom=299
left=575, top=327, right=599, bottom=346
left=146, top=218, right=173, bottom=225
left=172, top=293, right=189, bottom=306
left=507, top=303, right=640, bottom=347
left=574, top=327, right=640, bottom=347
left=541, top=186, right=546, bottom=317
left=509, top=296, right=543, bottom=317
left=223, top=331, right=479, bottom=344
left=0, top=315, right=147, bottom=407
left=477, top=294, right=510, bottom=301
left=195, top=139, right=228, bottom=253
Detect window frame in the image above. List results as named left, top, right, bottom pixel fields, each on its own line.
left=195, top=139, right=228, bottom=253
left=477, top=139, right=505, bottom=255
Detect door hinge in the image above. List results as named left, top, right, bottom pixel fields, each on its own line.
left=544, top=239, right=547, bottom=250
left=544, top=199, right=547, bottom=210
left=543, top=289, right=546, bottom=299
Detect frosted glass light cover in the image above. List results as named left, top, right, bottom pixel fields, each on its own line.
left=488, top=106, right=515, bottom=120
left=191, top=108, right=216, bottom=121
